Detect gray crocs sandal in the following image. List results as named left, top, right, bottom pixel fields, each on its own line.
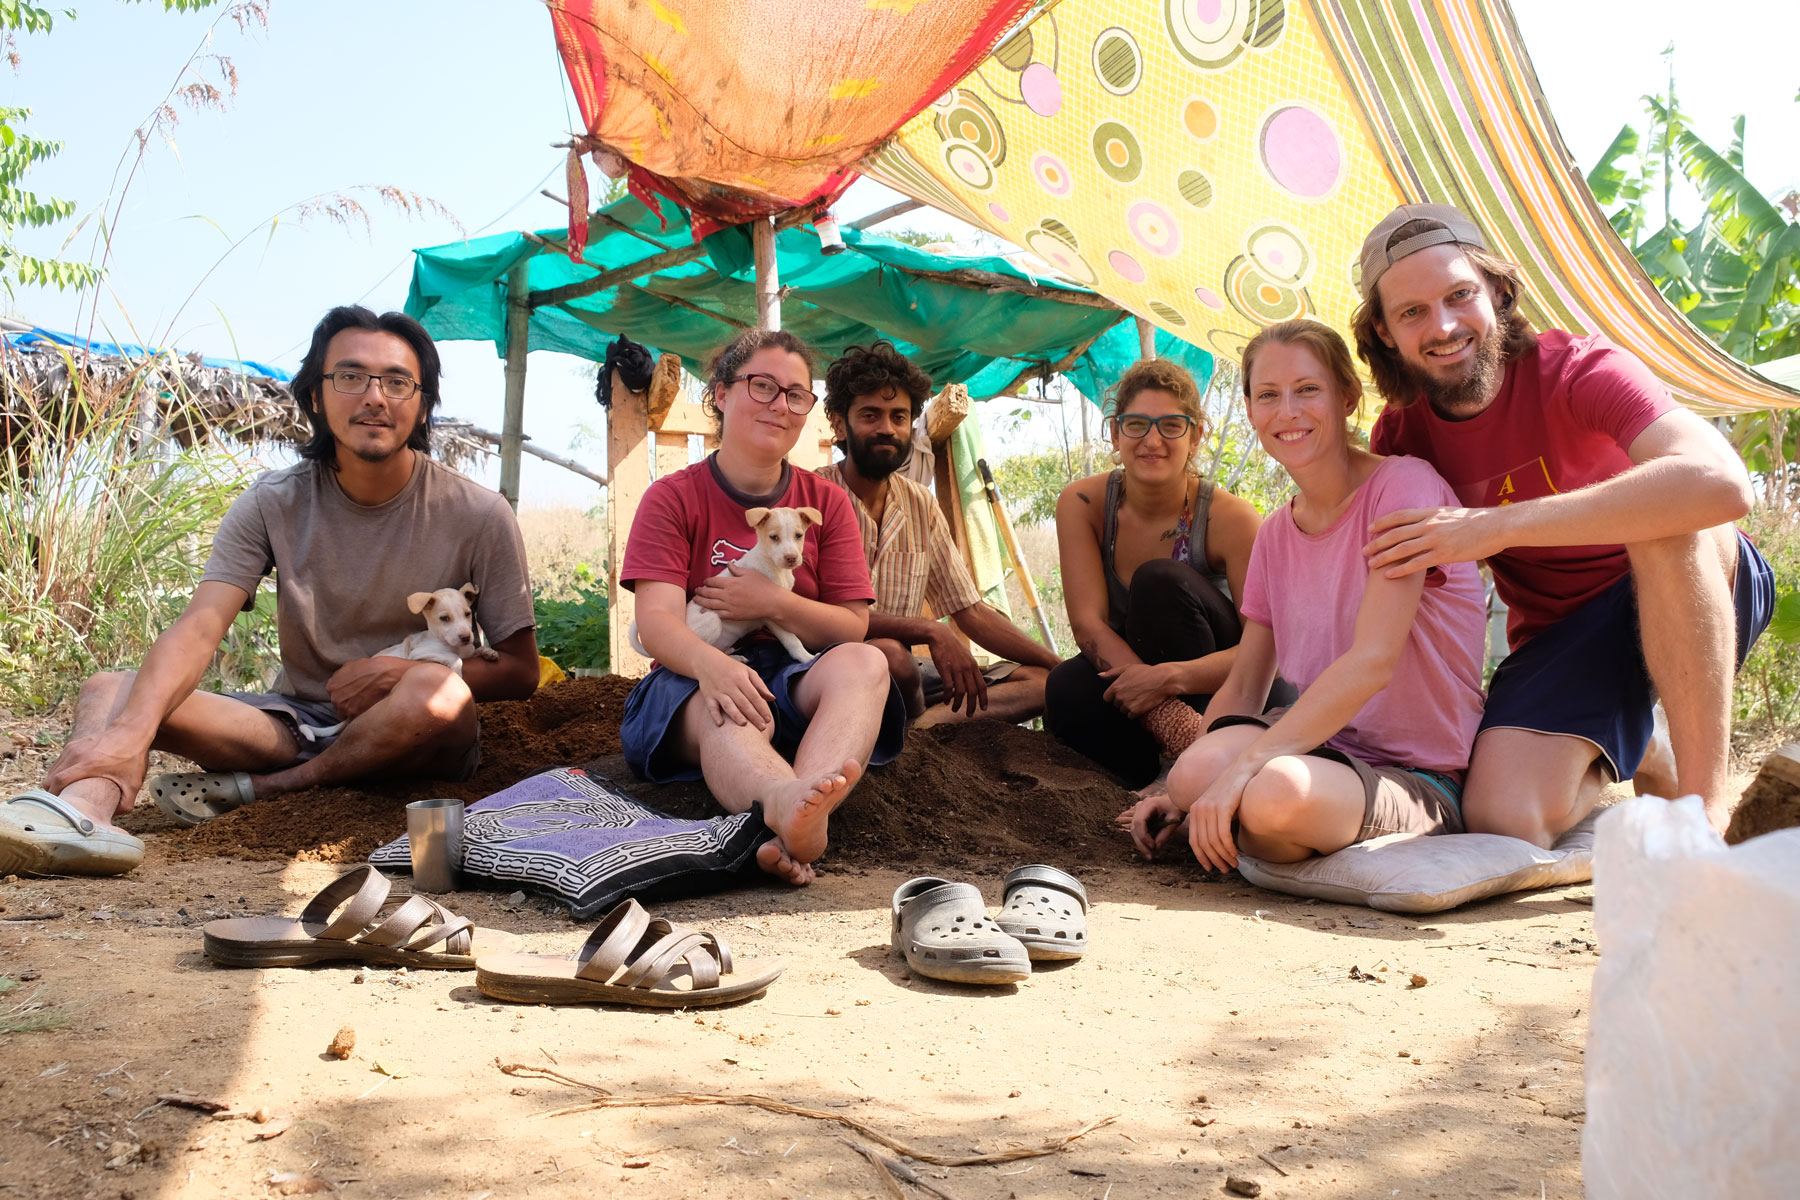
left=0, top=790, right=143, bottom=877
left=149, top=772, right=255, bottom=826
left=890, top=876, right=1029, bottom=985
left=995, top=865, right=1089, bottom=961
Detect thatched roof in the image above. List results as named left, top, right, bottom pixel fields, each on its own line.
left=0, top=337, right=488, bottom=473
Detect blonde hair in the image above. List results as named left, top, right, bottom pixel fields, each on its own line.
left=1241, top=319, right=1365, bottom=422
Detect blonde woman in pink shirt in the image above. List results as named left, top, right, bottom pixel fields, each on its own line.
left=1122, top=320, right=1487, bottom=872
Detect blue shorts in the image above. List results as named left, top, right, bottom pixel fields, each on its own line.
left=620, top=639, right=909, bottom=784
left=1479, top=529, right=1775, bottom=780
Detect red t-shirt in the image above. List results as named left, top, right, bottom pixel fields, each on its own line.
left=1369, top=330, right=1678, bottom=649
left=620, top=456, right=874, bottom=608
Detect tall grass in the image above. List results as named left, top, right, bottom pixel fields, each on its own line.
left=0, top=352, right=265, bottom=710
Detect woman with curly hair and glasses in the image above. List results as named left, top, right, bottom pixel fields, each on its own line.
left=619, top=329, right=907, bottom=886
left=1047, top=358, right=1294, bottom=791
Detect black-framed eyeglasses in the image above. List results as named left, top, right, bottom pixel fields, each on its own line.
left=1114, top=413, right=1195, bottom=439
left=325, top=370, right=422, bottom=401
left=732, top=372, right=818, bottom=415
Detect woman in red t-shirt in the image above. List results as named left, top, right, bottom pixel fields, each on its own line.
left=619, top=329, right=905, bottom=886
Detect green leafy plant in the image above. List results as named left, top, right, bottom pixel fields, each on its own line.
left=533, top=563, right=610, bottom=671
left=0, top=351, right=258, bottom=710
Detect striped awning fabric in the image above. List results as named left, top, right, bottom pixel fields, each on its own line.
left=864, top=0, right=1798, bottom=414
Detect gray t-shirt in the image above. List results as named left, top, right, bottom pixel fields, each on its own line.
left=201, top=455, right=535, bottom=702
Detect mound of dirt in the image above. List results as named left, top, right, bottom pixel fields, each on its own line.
left=155, top=674, right=635, bottom=864
left=147, top=675, right=1135, bottom=871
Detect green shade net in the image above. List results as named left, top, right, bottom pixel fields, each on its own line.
left=405, top=196, right=1211, bottom=405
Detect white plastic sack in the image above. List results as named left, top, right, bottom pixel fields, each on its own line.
left=1584, top=795, right=1800, bottom=1199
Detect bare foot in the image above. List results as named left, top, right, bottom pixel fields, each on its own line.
left=761, top=759, right=863, bottom=866
left=754, top=838, right=816, bottom=886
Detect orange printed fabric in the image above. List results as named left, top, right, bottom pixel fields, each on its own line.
left=547, top=0, right=1035, bottom=227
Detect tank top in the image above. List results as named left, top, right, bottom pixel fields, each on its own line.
left=1101, top=470, right=1231, bottom=633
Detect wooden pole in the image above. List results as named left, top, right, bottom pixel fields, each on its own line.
left=606, top=366, right=654, bottom=677
left=1135, top=315, right=1156, bottom=360
left=976, top=458, right=1060, bottom=655
left=754, top=217, right=781, bottom=330
left=499, top=261, right=530, bottom=508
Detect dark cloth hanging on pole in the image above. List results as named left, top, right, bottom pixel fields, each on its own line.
left=595, top=334, right=655, bottom=408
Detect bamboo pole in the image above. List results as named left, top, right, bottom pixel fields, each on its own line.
left=1135, top=315, right=1156, bottom=360
left=499, top=261, right=531, bottom=508
left=975, top=457, right=1059, bottom=654
left=754, top=217, right=781, bottom=330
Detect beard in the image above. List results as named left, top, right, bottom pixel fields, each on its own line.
left=846, top=431, right=911, bottom=480
left=1403, top=321, right=1506, bottom=419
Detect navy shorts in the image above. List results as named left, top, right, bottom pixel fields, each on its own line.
left=1479, top=529, right=1775, bottom=780
left=620, top=638, right=909, bottom=784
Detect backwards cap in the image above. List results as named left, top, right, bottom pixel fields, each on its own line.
left=1358, top=204, right=1487, bottom=301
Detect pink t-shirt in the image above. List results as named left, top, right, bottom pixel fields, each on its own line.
left=620, top=456, right=874, bottom=606
left=1238, top=455, right=1487, bottom=777
left=1369, top=330, right=1678, bottom=648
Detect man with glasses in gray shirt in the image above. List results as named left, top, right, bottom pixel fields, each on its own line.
left=1, top=306, right=539, bottom=877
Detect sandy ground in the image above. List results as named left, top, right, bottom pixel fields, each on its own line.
left=1, top=844, right=1603, bottom=1200
left=1, top=693, right=1780, bottom=1200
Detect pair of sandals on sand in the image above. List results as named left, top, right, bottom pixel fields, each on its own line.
left=891, top=866, right=1089, bottom=985
left=0, top=773, right=259, bottom=878
left=203, top=865, right=782, bottom=1008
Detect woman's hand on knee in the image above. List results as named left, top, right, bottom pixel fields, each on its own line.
left=1187, top=768, right=1251, bottom=873
left=694, top=653, right=776, bottom=730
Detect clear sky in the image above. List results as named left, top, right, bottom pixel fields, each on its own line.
left=8, top=0, right=1795, bottom=507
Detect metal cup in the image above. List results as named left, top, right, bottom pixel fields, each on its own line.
left=406, top=798, right=465, bottom=893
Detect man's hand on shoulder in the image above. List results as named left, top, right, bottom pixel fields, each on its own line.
left=1363, top=505, right=1508, bottom=578
left=327, top=656, right=416, bottom=720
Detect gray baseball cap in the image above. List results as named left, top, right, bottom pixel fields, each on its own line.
left=1358, top=203, right=1487, bottom=300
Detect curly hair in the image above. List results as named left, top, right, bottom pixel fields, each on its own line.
left=1350, top=218, right=1537, bottom=407
left=701, top=328, right=817, bottom=434
left=1240, top=319, right=1364, bottom=420
left=1105, top=358, right=1210, bottom=470
left=291, top=306, right=441, bottom=465
left=823, top=341, right=933, bottom=426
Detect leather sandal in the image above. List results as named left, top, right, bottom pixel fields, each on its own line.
left=475, top=898, right=782, bottom=1008
left=202, top=865, right=521, bottom=968
left=891, top=876, right=1029, bottom=985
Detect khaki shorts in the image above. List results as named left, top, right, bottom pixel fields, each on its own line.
left=227, top=691, right=481, bottom=781
left=912, top=655, right=1020, bottom=707
left=1211, top=712, right=1464, bottom=842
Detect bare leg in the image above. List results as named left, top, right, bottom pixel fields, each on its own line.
left=668, top=693, right=816, bottom=885
left=1462, top=726, right=1608, bottom=848
left=1232, top=754, right=1367, bottom=862
left=250, top=663, right=476, bottom=796
left=869, top=638, right=925, bottom=719
left=915, top=666, right=1048, bottom=728
left=44, top=670, right=297, bottom=828
left=1628, top=525, right=1739, bottom=832
left=1633, top=703, right=1678, bottom=799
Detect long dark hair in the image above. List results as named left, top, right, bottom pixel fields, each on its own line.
left=1350, top=219, right=1536, bottom=407
left=291, top=306, right=442, bottom=464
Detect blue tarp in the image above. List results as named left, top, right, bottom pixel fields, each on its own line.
left=4, top=326, right=292, bottom=381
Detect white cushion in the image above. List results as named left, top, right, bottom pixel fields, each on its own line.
left=1235, top=813, right=1597, bottom=913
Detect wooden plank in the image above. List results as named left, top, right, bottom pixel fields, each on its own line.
left=653, top=431, right=688, bottom=479
left=652, top=398, right=716, bottom=438
left=644, top=353, right=684, bottom=429
left=923, top=383, right=969, bottom=443
left=606, top=367, right=654, bottom=678
left=790, top=404, right=834, bottom=471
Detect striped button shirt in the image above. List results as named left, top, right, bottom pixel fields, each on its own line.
left=814, top=462, right=982, bottom=620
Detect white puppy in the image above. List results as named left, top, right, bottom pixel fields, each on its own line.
left=374, top=583, right=501, bottom=674
left=302, top=584, right=498, bottom=742
left=630, top=505, right=820, bottom=664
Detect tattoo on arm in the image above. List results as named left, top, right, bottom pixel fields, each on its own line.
left=1077, top=637, right=1111, bottom=671
left=1077, top=492, right=1091, bottom=505
left=1160, top=526, right=1178, bottom=541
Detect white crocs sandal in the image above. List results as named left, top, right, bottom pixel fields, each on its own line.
left=0, top=790, right=144, bottom=877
